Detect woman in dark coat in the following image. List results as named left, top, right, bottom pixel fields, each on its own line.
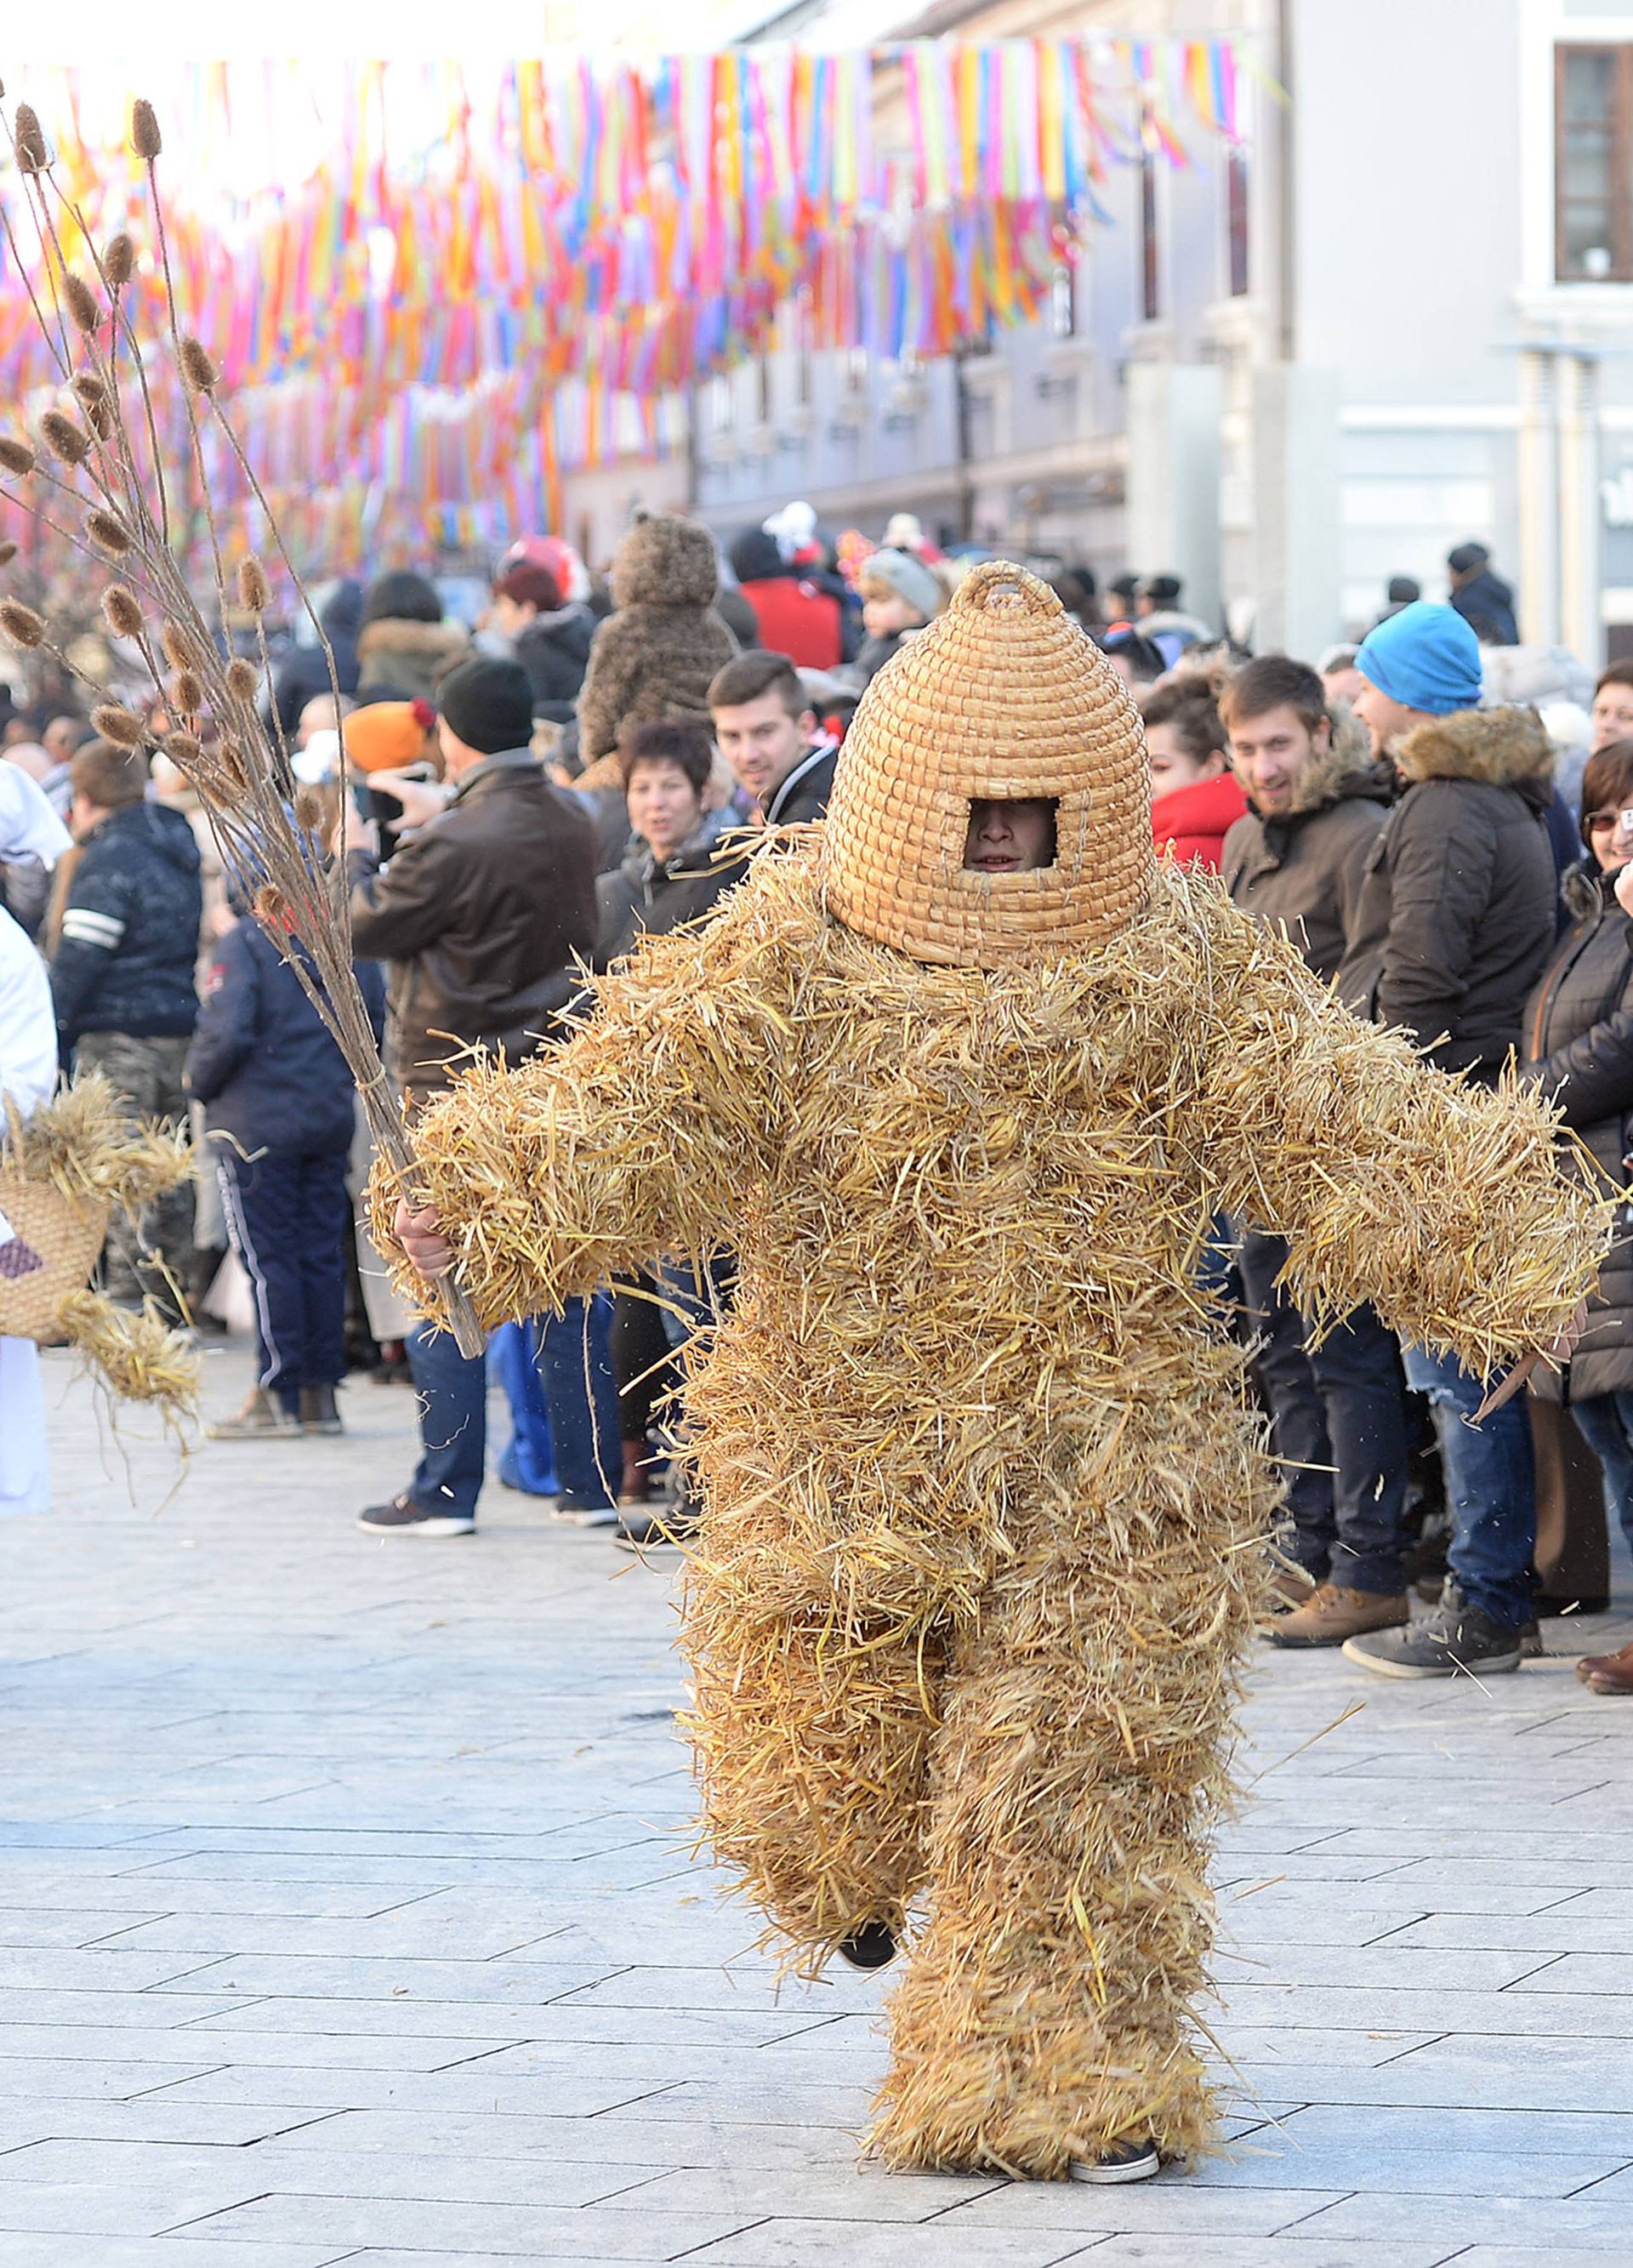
left=1522, top=737, right=1633, bottom=1689
left=595, top=715, right=748, bottom=1541
left=594, top=716, right=749, bottom=968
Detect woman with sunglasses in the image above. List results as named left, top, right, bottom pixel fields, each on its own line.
left=1523, top=737, right=1633, bottom=1690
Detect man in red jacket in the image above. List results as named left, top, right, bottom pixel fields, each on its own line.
left=1141, top=681, right=1245, bottom=871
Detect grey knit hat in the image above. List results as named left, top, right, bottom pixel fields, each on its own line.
left=861, top=547, right=942, bottom=623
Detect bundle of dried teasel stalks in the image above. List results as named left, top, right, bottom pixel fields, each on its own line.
left=0, top=89, right=484, bottom=1356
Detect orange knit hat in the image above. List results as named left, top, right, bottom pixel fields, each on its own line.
left=341, top=698, right=435, bottom=774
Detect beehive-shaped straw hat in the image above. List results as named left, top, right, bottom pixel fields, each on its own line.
left=819, top=561, right=1156, bottom=967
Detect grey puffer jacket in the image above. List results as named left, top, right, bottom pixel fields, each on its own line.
left=1220, top=724, right=1392, bottom=988
left=1522, top=858, right=1633, bottom=1403
left=1336, top=706, right=1557, bottom=1080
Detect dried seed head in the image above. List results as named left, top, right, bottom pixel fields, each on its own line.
left=162, top=728, right=201, bottom=765
left=225, top=656, right=258, bottom=702
left=177, top=336, right=219, bottom=393
left=91, top=702, right=146, bottom=748
left=0, top=600, right=44, bottom=647
left=85, top=506, right=133, bottom=556
left=172, top=669, right=203, bottom=714
left=130, top=100, right=162, bottom=160
left=293, top=785, right=327, bottom=833
left=14, top=105, right=48, bottom=174
left=62, top=273, right=101, bottom=333
left=100, top=584, right=144, bottom=639
left=0, top=435, right=36, bottom=478
left=236, top=556, right=270, bottom=613
left=160, top=621, right=201, bottom=672
left=103, top=232, right=134, bottom=289
left=70, top=372, right=114, bottom=440
left=217, top=738, right=248, bottom=789
left=253, top=882, right=288, bottom=926
left=0, top=540, right=15, bottom=567
left=38, top=407, right=89, bottom=465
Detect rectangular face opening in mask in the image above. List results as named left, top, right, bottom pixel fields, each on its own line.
left=962, top=797, right=1060, bottom=877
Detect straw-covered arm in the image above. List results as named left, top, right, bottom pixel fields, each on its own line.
left=1201, top=915, right=1607, bottom=1380
left=390, top=896, right=792, bottom=1329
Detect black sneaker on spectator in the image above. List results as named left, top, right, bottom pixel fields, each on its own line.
left=1439, top=1575, right=1543, bottom=1657
left=1343, top=1602, right=1524, bottom=1678
left=356, top=1493, right=475, bottom=1537
left=1070, top=2139, right=1160, bottom=2184
left=614, top=1502, right=703, bottom=1553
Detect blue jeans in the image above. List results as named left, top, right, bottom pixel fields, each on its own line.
left=1403, top=1342, right=1536, bottom=1629
left=1564, top=1389, right=1633, bottom=1561
left=406, top=1295, right=620, bottom=1520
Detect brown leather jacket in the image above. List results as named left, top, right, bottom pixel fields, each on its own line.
left=348, top=751, right=597, bottom=1103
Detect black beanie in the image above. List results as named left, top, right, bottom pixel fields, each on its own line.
left=436, top=658, right=535, bottom=755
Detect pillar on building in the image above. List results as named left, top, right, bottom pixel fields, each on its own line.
left=1245, top=364, right=1341, bottom=661
left=1516, top=348, right=1561, bottom=651
left=1557, top=349, right=1603, bottom=671
left=1124, top=364, right=1223, bottom=629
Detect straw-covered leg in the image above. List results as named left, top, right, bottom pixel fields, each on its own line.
left=681, top=1566, right=947, bottom=1970
left=870, top=1424, right=1275, bottom=2179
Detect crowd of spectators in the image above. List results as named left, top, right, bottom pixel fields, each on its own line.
left=3, top=510, right=1632, bottom=1686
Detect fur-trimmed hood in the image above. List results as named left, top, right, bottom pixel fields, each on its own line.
left=1393, top=704, right=1554, bottom=799
left=1290, top=709, right=1393, bottom=815
left=356, top=617, right=471, bottom=669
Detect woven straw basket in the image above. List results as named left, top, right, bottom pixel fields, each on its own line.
left=819, top=560, right=1155, bottom=968
left=0, top=1175, right=109, bottom=1343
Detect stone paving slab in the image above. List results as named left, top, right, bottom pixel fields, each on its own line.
left=3, top=1342, right=1633, bottom=2265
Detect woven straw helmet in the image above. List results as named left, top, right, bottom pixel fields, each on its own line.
left=819, top=561, right=1155, bottom=968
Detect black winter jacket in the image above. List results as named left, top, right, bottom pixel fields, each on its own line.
left=185, top=917, right=385, bottom=1157
left=52, top=800, right=202, bottom=1050
left=1220, top=730, right=1393, bottom=989
left=1336, top=707, right=1557, bottom=1080
left=764, top=742, right=839, bottom=828
left=514, top=606, right=596, bottom=724
left=1522, top=860, right=1633, bottom=1401
left=1451, top=567, right=1520, bottom=649
left=594, top=808, right=751, bottom=969
left=271, top=582, right=363, bottom=736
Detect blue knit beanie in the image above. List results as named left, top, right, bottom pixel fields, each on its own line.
left=1353, top=601, right=1482, bottom=716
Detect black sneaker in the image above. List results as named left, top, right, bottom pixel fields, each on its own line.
left=837, top=1922, right=897, bottom=1970
left=1440, top=1576, right=1543, bottom=1658
left=614, top=1503, right=703, bottom=1553
left=1342, top=1603, right=1524, bottom=1678
left=357, top=1493, right=475, bottom=1538
left=1070, top=2139, right=1159, bottom=2185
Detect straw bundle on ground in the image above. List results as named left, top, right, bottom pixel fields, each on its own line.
left=389, top=839, right=1604, bottom=2176
left=2, top=1076, right=197, bottom=1417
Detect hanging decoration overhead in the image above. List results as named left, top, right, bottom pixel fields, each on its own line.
left=0, top=42, right=1253, bottom=567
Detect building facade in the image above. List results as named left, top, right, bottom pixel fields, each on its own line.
left=562, top=0, right=1633, bottom=664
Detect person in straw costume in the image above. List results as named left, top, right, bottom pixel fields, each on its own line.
left=389, top=563, right=1598, bottom=2181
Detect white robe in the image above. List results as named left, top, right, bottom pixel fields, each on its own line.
left=0, top=909, right=59, bottom=1517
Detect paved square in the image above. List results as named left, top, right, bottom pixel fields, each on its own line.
left=4, top=1342, right=1632, bottom=2265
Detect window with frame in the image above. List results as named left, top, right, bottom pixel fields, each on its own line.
left=1557, top=44, right=1632, bottom=280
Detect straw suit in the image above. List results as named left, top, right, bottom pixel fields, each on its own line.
left=401, top=567, right=1600, bottom=2177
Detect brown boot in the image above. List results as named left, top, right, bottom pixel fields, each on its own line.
left=1578, top=1640, right=1633, bottom=1694
left=1262, top=1563, right=1317, bottom=1615
left=1262, top=1583, right=1409, bottom=1650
